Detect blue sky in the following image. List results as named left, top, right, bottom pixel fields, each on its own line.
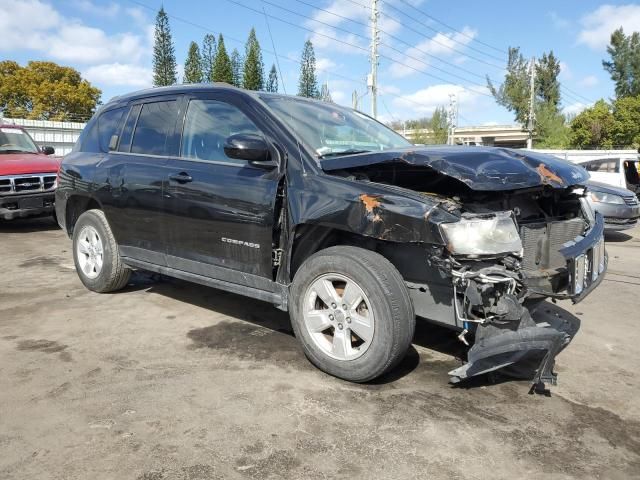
left=1, top=0, right=640, bottom=125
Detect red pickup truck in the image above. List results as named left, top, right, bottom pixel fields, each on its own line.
left=0, top=124, right=60, bottom=220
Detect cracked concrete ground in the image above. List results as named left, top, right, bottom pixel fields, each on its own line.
left=1, top=217, right=639, bottom=480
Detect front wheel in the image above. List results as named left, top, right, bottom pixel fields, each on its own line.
left=290, top=246, right=415, bottom=382
left=72, top=209, right=131, bottom=293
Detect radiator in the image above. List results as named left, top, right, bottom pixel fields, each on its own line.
left=520, top=218, right=586, bottom=271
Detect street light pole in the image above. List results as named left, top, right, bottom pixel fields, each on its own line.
left=368, top=0, right=379, bottom=119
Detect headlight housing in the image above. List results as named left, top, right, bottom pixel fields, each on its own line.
left=440, top=211, right=523, bottom=256
left=590, top=191, right=624, bottom=204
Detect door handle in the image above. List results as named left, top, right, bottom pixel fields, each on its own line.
left=169, top=172, right=193, bottom=183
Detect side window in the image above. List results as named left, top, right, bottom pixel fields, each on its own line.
left=79, top=117, right=100, bottom=153
left=584, top=160, right=604, bottom=172
left=180, top=99, right=263, bottom=163
left=98, top=107, right=126, bottom=152
left=118, top=104, right=141, bottom=153
left=130, top=100, right=178, bottom=155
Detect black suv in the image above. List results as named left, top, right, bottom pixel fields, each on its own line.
left=56, top=84, right=606, bottom=389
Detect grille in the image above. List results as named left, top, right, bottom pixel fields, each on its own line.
left=623, top=195, right=638, bottom=206
left=0, top=174, right=57, bottom=195
left=520, top=218, right=586, bottom=271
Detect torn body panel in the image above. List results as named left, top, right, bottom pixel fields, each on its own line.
left=284, top=146, right=605, bottom=391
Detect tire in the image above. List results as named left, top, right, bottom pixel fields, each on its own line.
left=290, top=246, right=415, bottom=382
left=72, top=209, right=131, bottom=293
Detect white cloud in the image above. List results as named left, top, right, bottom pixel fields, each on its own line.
left=386, top=27, right=478, bottom=79
left=577, top=4, right=640, bottom=50
left=83, top=63, right=153, bottom=89
left=390, top=84, right=485, bottom=118
left=316, top=57, right=337, bottom=73
left=579, top=75, right=599, bottom=88
left=0, top=0, right=61, bottom=50
left=563, top=101, right=591, bottom=117
left=48, top=24, right=148, bottom=64
left=71, top=0, right=120, bottom=17
left=559, top=61, right=573, bottom=80
left=549, top=11, right=570, bottom=30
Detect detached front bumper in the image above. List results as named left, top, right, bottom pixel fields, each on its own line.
left=448, top=214, right=606, bottom=391
left=0, top=192, right=55, bottom=220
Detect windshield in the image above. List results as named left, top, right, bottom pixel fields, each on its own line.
left=261, top=96, right=412, bottom=159
left=0, top=127, right=39, bottom=154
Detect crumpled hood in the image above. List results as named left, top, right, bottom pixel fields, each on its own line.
left=320, top=146, right=590, bottom=191
left=0, top=153, right=61, bottom=176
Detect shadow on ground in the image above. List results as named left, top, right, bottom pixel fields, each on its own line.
left=133, top=274, right=581, bottom=390
left=0, top=216, right=59, bottom=233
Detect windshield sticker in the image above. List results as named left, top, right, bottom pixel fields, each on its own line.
left=1, top=128, right=24, bottom=134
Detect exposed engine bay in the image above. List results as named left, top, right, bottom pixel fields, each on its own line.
left=328, top=159, right=606, bottom=393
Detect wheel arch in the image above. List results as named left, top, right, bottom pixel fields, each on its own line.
left=64, top=194, right=103, bottom=236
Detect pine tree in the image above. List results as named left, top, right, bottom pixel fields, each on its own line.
left=266, top=64, right=278, bottom=92
left=212, top=34, right=233, bottom=84
left=202, top=34, right=216, bottom=83
left=603, top=28, right=640, bottom=98
left=319, top=82, right=332, bottom=102
left=183, top=41, right=203, bottom=83
left=243, top=28, right=264, bottom=90
left=298, top=40, right=319, bottom=98
left=152, top=7, right=177, bottom=87
left=231, top=49, right=243, bottom=87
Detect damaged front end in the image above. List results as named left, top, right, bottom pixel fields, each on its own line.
left=436, top=191, right=606, bottom=393
left=320, top=147, right=607, bottom=392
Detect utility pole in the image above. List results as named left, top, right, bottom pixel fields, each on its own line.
left=526, top=56, right=536, bottom=149
left=368, top=0, right=379, bottom=119
left=448, top=93, right=458, bottom=145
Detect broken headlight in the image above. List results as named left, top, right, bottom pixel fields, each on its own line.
left=440, top=211, right=523, bottom=256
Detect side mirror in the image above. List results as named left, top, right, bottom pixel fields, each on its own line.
left=224, top=133, right=270, bottom=162
left=42, top=146, right=55, bottom=155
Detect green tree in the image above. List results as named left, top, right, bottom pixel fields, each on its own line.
left=266, top=64, right=278, bottom=93
left=212, top=34, right=233, bottom=84
left=535, top=104, right=569, bottom=148
left=298, top=40, right=319, bottom=98
left=612, top=95, right=640, bottom=147
left=0, top=60, right=100, bottom=120
left=602, top=28, right=640, bottom=98
left=202, top=34, right=216, bottom=83
left=427, top=106, right=449, bottom=144
left=536, top=51, right=561, bottom=109
left=231, top=49, right=243, bottom=87
left=152, top=7, right=177, bottom=87
left=243, top=28, right=264, bottom=90
left=487, top=47, right=531, bottom=124
left=183, top=41, right=203, bottom=83
left=569, top=100, right=615, bottom=148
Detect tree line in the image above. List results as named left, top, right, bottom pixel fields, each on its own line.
left=153, top=8, right=329, bottom=100
left=486, top=28, right=640, bottom=149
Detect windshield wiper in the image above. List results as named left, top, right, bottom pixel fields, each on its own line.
left=318, top=149, right=371, bottom=159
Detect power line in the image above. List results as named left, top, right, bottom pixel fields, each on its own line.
left=126, top=0, right=463, bottom=119
left=225, top=0, right=493, bottom=98
left=393, top=0, right=508, bottom=55
left=381, top=0, right=506, bottom=67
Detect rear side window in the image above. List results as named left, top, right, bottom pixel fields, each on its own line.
left=79, top=117, right=99, bottom=153
left=98, top=107, right=126, bottom=152
left=130, top=101, right=178, bottom=156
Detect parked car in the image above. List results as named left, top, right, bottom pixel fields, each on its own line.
left=0, top=124, right=59, bottom=220
left=56, top=85, right=606, bottom=391
left=586, top=180, right=640, bottom=231
left=578, top=156, right=640, bottom=194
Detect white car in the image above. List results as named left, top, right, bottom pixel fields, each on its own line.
left=577, top=156, right=640, bottom=194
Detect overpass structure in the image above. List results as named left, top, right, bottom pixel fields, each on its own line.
left=399, top=124, right=528, bottom=148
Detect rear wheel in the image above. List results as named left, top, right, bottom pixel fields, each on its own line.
left=290, top=246, right=415, bottom=382
left=72, top=209, right=130, bottom=293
